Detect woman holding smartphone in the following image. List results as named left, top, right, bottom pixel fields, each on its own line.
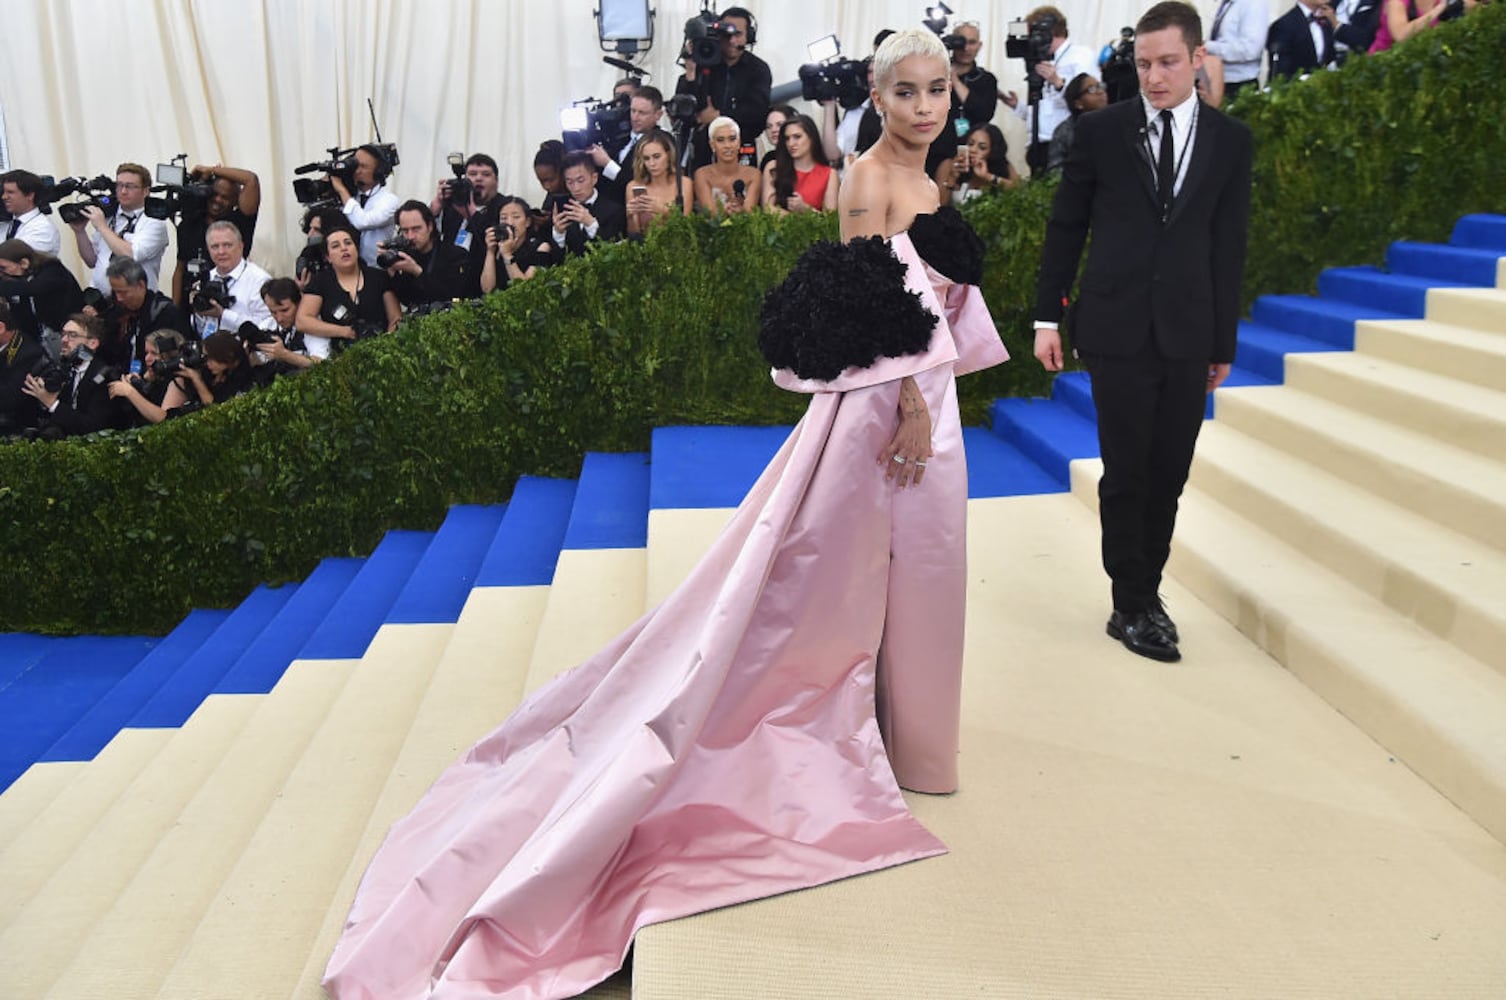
left=625, top=129, right=693, bottom=237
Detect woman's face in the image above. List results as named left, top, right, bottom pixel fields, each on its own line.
left=874, top=55, right=950, bottom=147
left=498, top=203, right=528, bottom=232
left=325, top=231, right=359, bottom=270
left=143, top=341, right=161, bottom=368
left=1077, top=80, right=1108, bottom=113
left=534, top=163, right=565, bottom=196
left=711, top=125, right=740, bottom=163
left=783, top=123, right=810, bottom=160
left=206, top=356, right=229, bottom=377
left=0, top=258, right=25, bottom=277
left=640, top=141, right=669, bottom=179
left=764, top=111, right=787, bottom=147
left=966, top=130, right=992, bottom=163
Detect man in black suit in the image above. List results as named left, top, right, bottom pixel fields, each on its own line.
left=550, top=152, right=626, bottom=257
left=1033, top=0, right=1252, bottom=662
left=1267, top=0, right=1337, bottom=80
left=0, top=300, right=46, bottom=435
left=591, top=85, right=666, bottom=204
left=22, top=312, right=124, bottom=438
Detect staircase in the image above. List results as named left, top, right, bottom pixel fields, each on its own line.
left=1, top=215, right=1504, bottom=999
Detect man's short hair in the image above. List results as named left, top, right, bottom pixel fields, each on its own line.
left=116, top=162, right=151, bottom=189
left=634, top=85, right=665, bottom=110
left=1026, top=5, right=1069, bottom=38
left=68, top=312, right=105, bottom=342
left=562, top=151, right=600, bottom=175
left=205, top=220, right=244, bottom=246
left=0, top=169, right=44, bottom=199
left=396, top=199, right=436, bottom=228
left=261, top=277, right=302, bottom=304
left=1136, top=1, right=1203, bottom=50
left=106, top=257, right=148, bottom=285
left=464, top=153, right=499, bottom=175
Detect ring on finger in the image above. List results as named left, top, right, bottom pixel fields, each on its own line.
left=891, top=455, right=907, bottom=465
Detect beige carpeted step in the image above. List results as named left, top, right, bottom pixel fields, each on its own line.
left=0, top=764, right=82, bottom=849
left=144, top=624, right=452, bottom=1000
left=1426, top=284, right=1506, bottom=328
left=1191, top=421, right=1506, bottom=678
left=1283, top=350, right=1506, bottom=464
left=1356, top=317, right=1506, bottom=392
left=523, top=547, right=647, bottom=695
left=631, top=494, right=1506, bottom=999
left=1070, top=459, right=1506, bottom=845
left=286, top=585, right=550, bottom=1000
left=646, top=508, right=733, bottom=607
left=1213, top=384, right=1506, bottom=552
left=0, top=731, right=170, bottom=930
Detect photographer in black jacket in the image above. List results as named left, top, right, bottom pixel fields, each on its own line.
left=383, top=201, right=473, bottom=309
left=676, top=6, right=772, bottom=171
left=99, top=257, right=193, bottom=370
left=0, top=238, right=84, bottom=358
left=0, top=300, right=46, bottom=435
left=22, top=312, right=122, bottom=438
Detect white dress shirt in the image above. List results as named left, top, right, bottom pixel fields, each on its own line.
left=191, top=258, right=275, bottom=337
left=1141, top=91, right=1199, bottom=199
left=9, top=208, right=61, bottom=255
left=89, top=210, right=170, bottom=293
left=1205, top=0, right=1268, bottom=84
left=342, top=183, right=399, bottom=267
left=1011, top=40, right=1099, bottom=146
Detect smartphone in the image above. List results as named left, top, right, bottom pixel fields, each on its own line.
left=630, top=185, right=648, bottom=198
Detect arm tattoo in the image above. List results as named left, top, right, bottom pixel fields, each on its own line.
left=847, top=208, right=869, bottom=217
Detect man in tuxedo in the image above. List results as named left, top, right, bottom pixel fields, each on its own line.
left=591, top=85, right=665, bottom=203
left=551, top=152, right=626, bottom=257
left=1267, top=0, right=1337, bottom=80
left=22, top=312, right=123, bottom=437
left=1033, top=0, right=1252, bottom=662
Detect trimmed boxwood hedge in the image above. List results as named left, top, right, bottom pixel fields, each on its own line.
left=4, top=5, right=1503, bottom=636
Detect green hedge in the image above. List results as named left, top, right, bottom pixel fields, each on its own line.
left=4, top=6, right=1503, bottom=636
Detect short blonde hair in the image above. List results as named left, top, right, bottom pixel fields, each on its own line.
left=708, top=115, right=740, bottom=142
left=872, top=28, right=950, bottom=90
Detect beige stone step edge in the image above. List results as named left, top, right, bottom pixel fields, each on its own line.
left=1191, top=421, right=1506, bottom=680
left=1427, top=285, right=1506, bottom=329
left=1213, top=386, right=1506, bottom=553
left=1357, top=318, right=1506, bottom=395
left=1284, top=351, right=1506, bottom=466
left=1071, top=459, right=1506, bottom=846
left=0, top=763, right=83, bottom=854
left=285, top=585, right=551, bottom=1000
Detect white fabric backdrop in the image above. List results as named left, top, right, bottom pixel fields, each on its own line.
left=0, top=0, right=1280, bottom=279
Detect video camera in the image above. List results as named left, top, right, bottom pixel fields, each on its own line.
left=143, top=157, right=215, bottom=222
left=291, top=142, right=401, bottom=207
left=560, top=96, right=633, bottom=154
left=922, top=3, right=969, bottom=52
left=49, top=175, right=118, bottom=225
left=683, top=5, right=739, bottom=66
left=1098, top=27, right=1139, bottom=104
left=797, top=35, right=870, bottom=110
left=1007, top=11, right=1060, bottom=103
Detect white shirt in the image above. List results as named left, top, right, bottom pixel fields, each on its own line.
left=1205, top=0, right=1267, bottom=84
left=342, top=183, right=399, bottom=267
left=9, top=208, right=60, bottom=256
left=836, top=100, right=870, bottom=160
left=1012, top=40, right=1099, bottom=147
left=1141, top=91, right=1199, bottom=199
left=191, top=258, right=275, bottom=337
left=89, top=210, right=170, bottom=293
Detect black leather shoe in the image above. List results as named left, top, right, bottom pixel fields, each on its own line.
left=1106, top=610, right=1181, bottom=662
left=1147, top=597, right=1179, bottom=644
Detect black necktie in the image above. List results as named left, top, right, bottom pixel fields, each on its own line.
left=1156, top=109, right=1176, bottom=216
left=5, top=219, right=17, bottom=239
left=358, top=192, right=370, bottom=207
left=1211, top=0, right=1234, bottom=39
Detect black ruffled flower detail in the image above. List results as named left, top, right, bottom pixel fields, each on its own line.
left=759, top=236, right=937, bottom=382
left=907, top=206, right=985, bottom=286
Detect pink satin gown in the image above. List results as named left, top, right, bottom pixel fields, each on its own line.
left=323, top=229, right=1009, bottom=1000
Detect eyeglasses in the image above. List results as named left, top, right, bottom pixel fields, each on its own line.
left=1084, top=83, right=1105, bottom=94
left=116, top=182, right=144, bottom=190
left=60, top=329, right=89, bottom=341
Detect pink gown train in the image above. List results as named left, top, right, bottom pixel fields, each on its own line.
left=323, top=230, right=1008, bottom=1000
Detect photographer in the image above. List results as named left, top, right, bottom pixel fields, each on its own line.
left=171, top=162, right=261, bottom=306
left=1, top=170, right=61, bottom=255
left=480, top=197, right=556, bottom=292
left=0, top=300, right=46, bottom=435
left=1001, top=7, right=1098, bottom=176
left=158, top=331, right=256, bottom=412
left=100, top=257, right=193, bottom=370
left=431, top=153, right=502, bottom=256
left=253, top=278, right=318, bottom=376
left=551, top=153, right=626, bottom=257
left=330, top=145, right=400, bottom=266
left=1205, top=0, right=1268, bottom=100
left=22, top=313, right=122, bottom=437
left=297, top=224, right=400, bottom=358
left=676, top=7, right=772, bottom=170
left=190, top=221, right=275, bottom=339
left=1047, top=74, right=1107, bottom=172
left=591, top=86, right=666, bottom=202
left=0, top=238, right=84, bottom=357
left=295, top=206, right=347, bottom=289
left=926, top=21, right=1000, bottom=179
left=383, top=201, right=472, bottom=309
left=106, top=328, right=192, bottom=426
left=69, top=163, right=171, bottom=293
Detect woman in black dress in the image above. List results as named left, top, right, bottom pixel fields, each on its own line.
left=296, top=224, right=400, bottom=358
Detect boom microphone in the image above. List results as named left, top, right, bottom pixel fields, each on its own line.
left=602, top=55, right=645, bottom=77
left=294, top=162, right=328, bottom=175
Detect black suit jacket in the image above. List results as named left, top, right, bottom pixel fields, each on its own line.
left=595, top=132, right=643, bottom=204
left=559, top=195, right=626, bottom=257
left=45, top=357, right=123, bottom=436
left=0, top=331, right=46, bottom=433
left=1035, top=99, right=1253, bottom=364
left=1267, top=5, right=1335, bottom=80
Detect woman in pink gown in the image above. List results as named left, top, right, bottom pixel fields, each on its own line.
left=324, top=30, right=1008, bottom=1000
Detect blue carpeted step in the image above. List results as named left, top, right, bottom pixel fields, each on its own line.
left=213, top=557, right=365, bottom=694
left=476, top=478, right=578, bottom=587
left=128, top=585, right=297, bottom=728
left=563, top=452, right=652, bottom=550
left=1234, top=322, right=1340, bottom=383
left=961, top=427, right=1065, bottom=497
left=386, top=505, right=508, bottom=625
left=1450, top=214, right=1506, bottom=252
left=297, top=530, right=436, bottom=660
left=649, top=425, right=791, bottom=510
left=0, top=635, right=159, bottom=792
left=989, top=397, right=1100, bottom=486
left=1051, top=370, right=1096, bottom=422
left=39, top=609, right=234, bottom=762
left=1386, top=241, right=1502, bottom=286
left=1250, top=294, right=1403, bottom=349
left=1317, top=266, right=1473, bottom=317
left=0, top=634, right=61, bottom=693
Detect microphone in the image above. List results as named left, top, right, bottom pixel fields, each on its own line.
left=602, top=56, right=645, bottom=77
left=733, top=180, right=747, bottom=199
left=294, top=162, right=328, bottom=175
